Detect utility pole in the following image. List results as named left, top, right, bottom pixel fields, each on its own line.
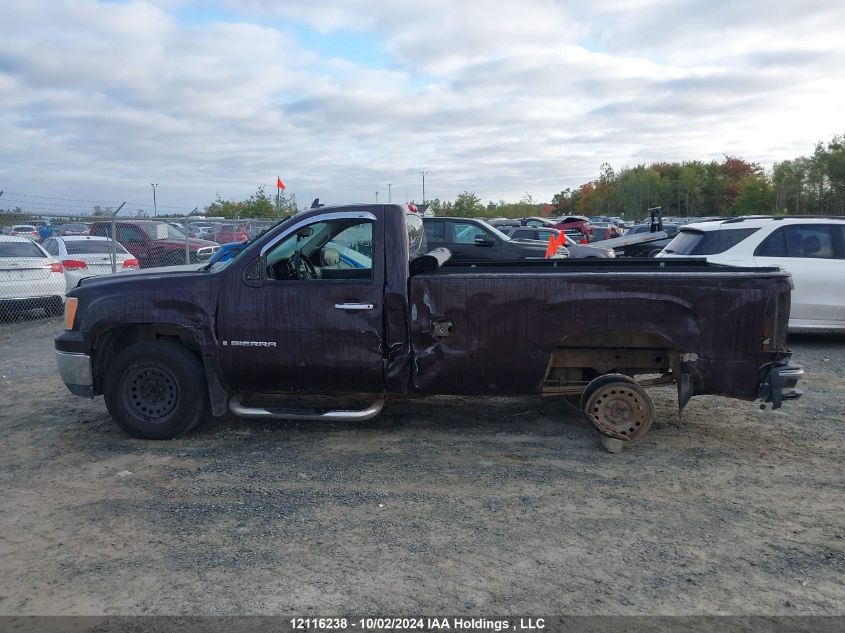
left=150, top=183, right=158, bottom=217
left=419, top=171, right=429, bottom=203
left=387, top=183, right=392, bottom=203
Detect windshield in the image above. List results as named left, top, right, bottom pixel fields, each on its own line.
left=142, top=223, right=187, bottom=240
left=478, top=220, right=512, bottom=241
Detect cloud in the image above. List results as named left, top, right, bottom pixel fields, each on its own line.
left=0, top=0, right=844, bottom=212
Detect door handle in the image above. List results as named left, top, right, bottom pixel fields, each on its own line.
left=334, top=303, right=374, bottom=311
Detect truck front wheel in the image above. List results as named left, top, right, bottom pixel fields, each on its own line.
left=103, top=341, right=209, bottom=439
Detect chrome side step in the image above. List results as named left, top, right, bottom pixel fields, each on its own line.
left=228, top=396, right=384, bottom=421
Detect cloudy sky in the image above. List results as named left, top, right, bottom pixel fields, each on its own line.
left=1, top=0, right=843, bottom=214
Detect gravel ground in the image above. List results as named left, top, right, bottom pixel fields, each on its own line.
left=0, top=318, right=843, bottom=616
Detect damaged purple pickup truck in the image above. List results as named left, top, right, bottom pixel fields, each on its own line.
left=55, top=203, right=802, bottom=443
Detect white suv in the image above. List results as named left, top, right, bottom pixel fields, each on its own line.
left=657, top=216, right=845, bottom=332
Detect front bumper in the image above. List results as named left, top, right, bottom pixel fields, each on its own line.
left=55, top=351, right=94, bottom=398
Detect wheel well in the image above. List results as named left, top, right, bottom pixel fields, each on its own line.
left=543, top=329, right=681, bottom=393
left=92, top=325, right=201, bottom=394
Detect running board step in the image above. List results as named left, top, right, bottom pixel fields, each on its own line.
left=228, top=396, right=384, bottom=421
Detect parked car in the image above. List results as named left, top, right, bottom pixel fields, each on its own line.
left=423, top=217, right=568, bottom=263
left=9, top=225, right=39, bottom=240
left=488, top=217, right=556, bottom=230
left=551, top=216, right=594, bottom=241
left=499, top=226, right=615, bottom=259
left=213, top=223, right=248, bottom=243
left=620, top=222, right=680, bottom=257
left=0, top=235, right=65, bottom=316
left=55, top=203, right=800, bottom=441
left=591, top=222, right=624, bottom=241
left=41, top=235, right=139, bottom=290
left=89, top=220, right=219, bottom=268
left=657, top=216, right=845, bottom=332
left=245, top=220, right=273, bottom=239
left=187, top=223, right=215, bottom=239
left=59, top=223, right=90, bottom=236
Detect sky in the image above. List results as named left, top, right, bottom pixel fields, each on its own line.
left=1, top=0, right=844, bottom=215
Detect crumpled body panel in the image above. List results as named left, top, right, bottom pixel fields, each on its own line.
left=409, top=269, right=792, bottom=399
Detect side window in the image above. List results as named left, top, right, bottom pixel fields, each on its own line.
left=424, top=221, right=446, bottom=242
left=90, top=224, right=108, bottom=237
left=264, top=219, right=373, bottom=281
left=453, top=222, right=488, bottom=244
left=513, top=229, right=535, bottom=240
left=755, top=225, right=834, bottom=259
left=833, top=225, right=845, bottom=260
left=118, top=226, right=146, bottom=244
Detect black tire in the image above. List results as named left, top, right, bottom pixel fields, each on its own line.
left=103, top=341, right=209, bottom=439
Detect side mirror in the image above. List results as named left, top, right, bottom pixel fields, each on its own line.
left=474, top=235, right=495, bottom=247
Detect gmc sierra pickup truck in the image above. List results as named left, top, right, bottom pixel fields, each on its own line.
left=55, top=204, right=801, bottom=443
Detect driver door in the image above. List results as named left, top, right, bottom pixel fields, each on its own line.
left=217, top=210, right=385, bottom=394
left=448, top=221, right=499, bottom=263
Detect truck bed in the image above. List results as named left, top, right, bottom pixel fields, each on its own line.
left=408, top=258, right=792, bottom=401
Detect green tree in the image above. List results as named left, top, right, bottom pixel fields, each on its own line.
left=452, top=191, right=483, bottom=217
left=729, top=174, right=775, bottom=215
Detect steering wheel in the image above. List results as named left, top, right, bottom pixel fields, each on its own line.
left=287, top=250, right=318, bottom=280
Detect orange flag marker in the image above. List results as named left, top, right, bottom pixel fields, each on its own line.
left=544, top=235, right=556, bottom=259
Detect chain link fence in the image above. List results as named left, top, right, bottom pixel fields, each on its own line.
left=0, top=207, right=276, bottom=325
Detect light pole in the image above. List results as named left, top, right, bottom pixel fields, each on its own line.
left=150, top=183, right=158, bottom=217
left=375, top=191, right=379, bottom=202
left=419, top=171, right=429, bottom=203
left=387, top=183, right=392, bottom=203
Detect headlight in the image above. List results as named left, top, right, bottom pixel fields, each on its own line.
left=606, top=250, right=616, bottom=258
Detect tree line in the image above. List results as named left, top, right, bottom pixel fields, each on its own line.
left=426, top=133, right=845, bottom=220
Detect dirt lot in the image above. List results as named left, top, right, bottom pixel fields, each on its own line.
left=0, top=318, right=843, bottom=616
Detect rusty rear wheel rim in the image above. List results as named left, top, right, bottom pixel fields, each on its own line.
left=585, top=382, right=654, bottom=441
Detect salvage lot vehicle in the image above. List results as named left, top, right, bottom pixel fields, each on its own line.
left=616, top=222, right=680, bottom=256
left=41, top=235, right=139, bottom=290
left=58, top=222, right=89, bottom=236
left=488, top=217, right=556, bottom=230
left=9, top=225, right=40, bottom=240
left=498, top=226, right=616, bottom=259
left=55, top=204, right=801, bottom=442
left=0, top=235, right=66, bottom=317
left=423, top=216, right=569, bottom=262
left=658, top=216, right=845, bottom=332
left=212, top=223, right=248, bottom=244
left=88, top=220, right=220, bottom=267
left=551, top=215, right=594, bottom=241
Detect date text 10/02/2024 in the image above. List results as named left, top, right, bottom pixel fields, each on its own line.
left=290, top=618, right=546, bottom=631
